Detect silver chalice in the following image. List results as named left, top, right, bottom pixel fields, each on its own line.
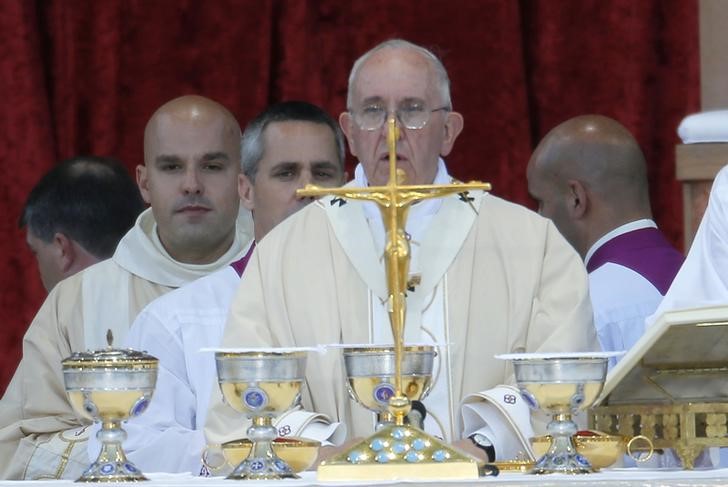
left=62, top=345, right=158, bottom=482
left=343, top=344, right=435, bottom=429
left=215, top=349, right=308, bottom=480
left=497, top=352, right=619, bottom=474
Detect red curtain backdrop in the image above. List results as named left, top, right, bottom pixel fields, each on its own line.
left=0, top=0, right=699, bottom=391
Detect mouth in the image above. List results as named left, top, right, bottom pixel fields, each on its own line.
left=175, top=205, right=212, bottom=215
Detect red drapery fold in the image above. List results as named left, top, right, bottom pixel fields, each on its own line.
left=0, top=0, right=699, bottom=391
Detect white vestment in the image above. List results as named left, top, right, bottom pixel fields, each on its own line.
left=103, top=243, right=343, bottom=475
left=649, top=164, right=728, bottom=320
left=643, top=166, right=728, bottom=468
left=0, top=208, right=253, bottom=479
left=585, top=220, right=684, bottom=367
left=205, top=162, right=599, bottom=459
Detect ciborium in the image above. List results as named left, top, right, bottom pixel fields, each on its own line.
left=497, top=352, right=620, bottom=474
left=215, top=349, right=307, bottom=480
left=62, top=344, right=158, bottom=482
left=343, top=345, right=435, bottom=429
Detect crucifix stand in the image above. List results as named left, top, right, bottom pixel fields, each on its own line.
left=300, top=117, right=492, bottom=480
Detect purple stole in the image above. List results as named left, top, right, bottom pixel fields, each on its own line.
left=230, top=242, right=256, bottom=277
left=586, top=227, right=684, bottom=295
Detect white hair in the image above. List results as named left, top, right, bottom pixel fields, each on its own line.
left=346, top=39, right=452, bottom=110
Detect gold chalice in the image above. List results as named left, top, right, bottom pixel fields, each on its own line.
left=343, top=345, right=435, bottom=429
left=221, top=437, right=320, bottom=473
left=497, top=352, right=619, bottom=474
left=62, top=347, right=158, bottom=482
left=531, top=431, right=654, bottom=470
left=215, top=349, right=307, bottom=480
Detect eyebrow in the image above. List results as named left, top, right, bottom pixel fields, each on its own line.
left=201, top=152, right=230, bottom=162
left=154, top=152, right=229, bottom=166
left=311, top=161, right=340, bottom=170
left=154, top=155, right=182, bottom=166
left=361, top=96, right=385, bottom=106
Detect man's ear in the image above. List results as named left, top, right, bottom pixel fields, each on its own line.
left=338, top=112, right=357, bottom=158
left=136, top=164, right=151, bottom=204
left=238, top=173, right=255, bottom=211
left=440, top=111, right=464, bottom=157
left=53, top=233, right=76, bottom=273
left=567, top=180, right=588, bottom=219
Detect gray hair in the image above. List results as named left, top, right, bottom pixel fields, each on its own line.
left=241, top=101, right=346, bottom=182
left=346, top=39, right=452, bottom=110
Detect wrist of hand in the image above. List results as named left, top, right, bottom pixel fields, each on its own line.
left=469, top=433, right=495, bottom=462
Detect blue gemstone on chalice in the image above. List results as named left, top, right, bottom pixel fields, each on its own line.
left=412, top=438, right=427, bottom=451
left=432, top=450, right=449, bottom=462
left=347, top=450, right=366, bottom=464
left=392, top=441, right=408, bottom=454
left=375, top=452, right=390, bottom=463
left=391, top=427, right=406, bottom=440
left=405, top=450, right=421, bottom=463
left=369, top=438, right=385, bottom=452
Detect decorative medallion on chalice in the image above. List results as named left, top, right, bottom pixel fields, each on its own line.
left=300, top=117, right=492, bottom=480
left=215, top=349, right=308, bottom=480
left=497, top=352, right=621, bottom=474
left=62, top=331, right=158, bottom=482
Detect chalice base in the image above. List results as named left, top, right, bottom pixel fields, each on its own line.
left=76, top=443, right=147, bottom=482
left=317, top=424, right=479, bottom=481
left=227, top=454, right=299, bottom=480
left=531, top=435, right=593, bottom=475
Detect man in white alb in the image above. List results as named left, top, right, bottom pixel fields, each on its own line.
left=96, top=101, right=348, bottom=474
left=0, top=95, right=254, bottom=479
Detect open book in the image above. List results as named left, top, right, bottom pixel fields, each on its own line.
left=597, top=305, right=728, bottom=406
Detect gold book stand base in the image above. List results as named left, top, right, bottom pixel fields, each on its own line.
left=592, top=402, right=728, bottom=469
left=317, top=424, right=479, bottom=481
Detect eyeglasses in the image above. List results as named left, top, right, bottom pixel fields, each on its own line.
left=350, top=101, right=450, bottom=131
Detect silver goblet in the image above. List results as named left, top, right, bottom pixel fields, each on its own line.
left=343, top=345, right=435, bottom=429
left=62, top=348, right=158, bottom=482
left=215, top=350, right=307, bottom=480
left=497, top=352, right=616, bottom=474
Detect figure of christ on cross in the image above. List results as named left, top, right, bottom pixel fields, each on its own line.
left=297, top=117, right=491, bottom=423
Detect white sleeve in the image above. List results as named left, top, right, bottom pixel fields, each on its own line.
left=459, top=385, right=535, bottom=462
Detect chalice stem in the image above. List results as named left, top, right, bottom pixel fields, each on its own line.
left=247, top=416, right=277, bottom=461
left=96, top=420, right=128, bottom=464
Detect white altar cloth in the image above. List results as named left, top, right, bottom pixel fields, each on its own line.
left=4, top=469, right=728, bottom=486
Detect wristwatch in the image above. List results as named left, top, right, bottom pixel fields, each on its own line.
left=469, top=433, right=495, bottom=462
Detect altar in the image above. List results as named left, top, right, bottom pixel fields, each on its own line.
left=5, top=469, right=728, bottom=487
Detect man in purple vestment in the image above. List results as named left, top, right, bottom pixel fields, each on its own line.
left=526, top=115, right=684, bottom=363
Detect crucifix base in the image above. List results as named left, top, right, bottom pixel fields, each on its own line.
left=317, top=424, right=479, bottom=481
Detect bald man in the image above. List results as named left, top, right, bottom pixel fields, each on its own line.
left=0, top=95, right=254, bottom=480
left=527, top=115, right=684, bottom=361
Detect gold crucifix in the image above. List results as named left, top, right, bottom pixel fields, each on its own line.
left=297, top=117, right=491, bottom=425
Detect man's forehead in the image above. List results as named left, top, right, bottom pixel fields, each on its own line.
left=262, top=121, right=338, bottom=159
left=146, top=115, right=236, bottom=157
left=352, top=49, right=437, bottom=102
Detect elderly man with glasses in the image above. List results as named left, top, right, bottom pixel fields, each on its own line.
left=205, top=39, right=599, bottom=466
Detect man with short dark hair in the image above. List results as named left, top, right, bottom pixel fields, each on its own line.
left=20, top=156, right=145, bottom=291
left=527, top=115, right=684, bottom=361
left=0, top=95, right=254, bottom=480
left=106, top=101, right=347, bottom=474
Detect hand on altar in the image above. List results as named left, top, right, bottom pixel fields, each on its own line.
left=452, top=438, right=491, bottom=463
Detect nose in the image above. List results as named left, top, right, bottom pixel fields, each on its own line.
left=182, top=167, right=202, bottom=195
left=295, top=171, right=314, bottom=200
left=379, top=114, right=404, bottom=141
